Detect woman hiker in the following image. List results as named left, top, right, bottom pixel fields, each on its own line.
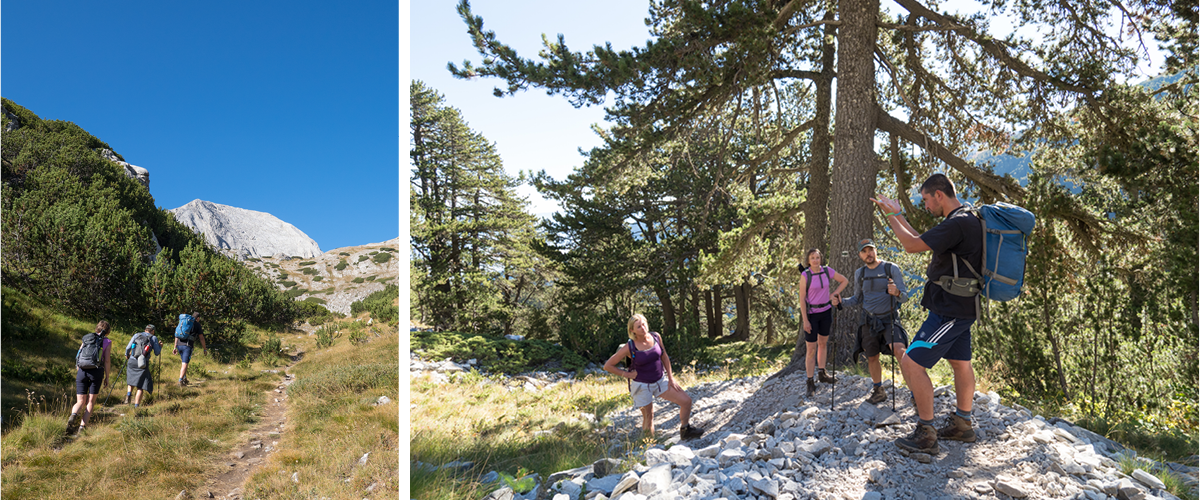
left=124, top=324, right=163, bottom=407
left=799, top=248, right=849, bottom=398
left=68, top=321, right=113, bottom=434
left=603, top=314, right=704, bottom=440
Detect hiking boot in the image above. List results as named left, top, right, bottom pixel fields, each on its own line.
left=895, top=423, right=938, bottom=454
left=806, top=378, right=816, bottom=397
left=818, top=369, right=837, bottom=384
left=680, top=423, right=704, bottom=439
left=123, top=393, right=132, bottom=405
left=65, top=413, right=80, bottom=435
left=867, top=386, right=887, bottom=405
left=937, top=414, right=977, bottom=443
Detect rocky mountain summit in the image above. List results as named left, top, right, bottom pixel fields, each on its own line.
left=169, top=199, right=321, bottom=259
left=409, top=355, right=1199, bottom=500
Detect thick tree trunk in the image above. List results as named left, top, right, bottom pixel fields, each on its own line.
left=765, top=314, right=775, bottom=345
left=690, top=285, right=702, bottom=335
left=653, top=285, right=677, bottom=335
left=826, top=0, right=881, bottom=367
left=732, top=280, right=751, bottom=341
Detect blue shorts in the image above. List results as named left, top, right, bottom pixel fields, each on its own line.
left=177, top=344, right=194, bottom=363
left=906, top=312, right=975, bottom=369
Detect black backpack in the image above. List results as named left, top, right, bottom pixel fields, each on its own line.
left=77, top=333, right=104, bottom=370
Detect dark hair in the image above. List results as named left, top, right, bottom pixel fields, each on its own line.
left=804, top=248, right=822, bottom=265
left=95, top=320, right=110, bottom=335
left=920, top=173, right=956, bottom=199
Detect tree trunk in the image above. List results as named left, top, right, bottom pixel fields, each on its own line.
left=766, top=314, right=775, bottom=345
left=1043, top=285, right=1071, bottom=399
left=653, top=285, right=677, bottom=335
left=732, top=280, right=751, bottom=341
left=708, top=285, right=724, bottom=338
left=690, top=285, right=702, bottom=335
left=802, top=9, right=837, bottom=254
left=827, top=0, right=880, bottom=366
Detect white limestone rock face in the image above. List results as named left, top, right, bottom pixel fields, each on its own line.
left=170, top=199, right=321, bottom=258
left=98, top=149, right=150, bottom=188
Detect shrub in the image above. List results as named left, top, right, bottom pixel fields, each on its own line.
left=335, top=260, right=348, bottom=271
left=315, top=325, right=340, bottom=349
left=298, top=261, right=316, bottom=266
left=352, top=277, right=365, bottom=284
left=260, top=334, right=283, bottom=359
left=279, top=281, right=298, bottom=288
left=312, top=276, right=323, bottom=282
left=285, top=289, right=306, bottom=299
left=350, top=284, right=398, bottom=325
left=303, top=297, right=327, bottom=305
left=372, top=253, right=392, bottom=264
left=366, top=275, right=378, bottom=282
left=357, top=255, right=370, bottom=263
left=381, top=247, right=397, bottom=252
left=299, top=267, right=319, bottom=276
left=339, top=252, right=350, bottom=256
left=411, top=330, right=587, bottom=373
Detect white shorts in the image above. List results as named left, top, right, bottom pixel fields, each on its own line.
left=630, top=377, right=669, bottom=408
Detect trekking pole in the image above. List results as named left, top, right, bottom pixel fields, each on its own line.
left=890, top=293, right=897, bottom=412
left=831, top=301, right=842, bottom=412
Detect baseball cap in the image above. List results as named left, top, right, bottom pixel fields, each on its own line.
left=857, top=239, right=876, bottom=253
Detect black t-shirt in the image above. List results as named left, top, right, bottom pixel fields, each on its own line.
left=919, top=205, right=984, bottom=319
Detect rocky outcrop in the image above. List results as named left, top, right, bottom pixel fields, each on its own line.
left=169, top=199, right=321, bottom=259
left=97, top=149, right=149, bottom=188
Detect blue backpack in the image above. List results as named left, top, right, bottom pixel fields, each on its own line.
left=958, top=203, right=1036, bottom=301
left=175, top=314, right=196, bottom=341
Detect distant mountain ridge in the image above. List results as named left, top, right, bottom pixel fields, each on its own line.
left=170, top=199, right=322, bottom=259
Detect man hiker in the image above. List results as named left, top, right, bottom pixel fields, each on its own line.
left=68, top=321, right=113, bottom=435
left=872, top=173, right=982, bottom=454
left=843, top=239, right=909, bottom=404
left=125, top=324, right=163, bottom=407
left=173, top=312, right=206, bottom=387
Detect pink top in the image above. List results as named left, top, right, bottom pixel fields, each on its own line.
left=804, top=266, right=837, bottom=314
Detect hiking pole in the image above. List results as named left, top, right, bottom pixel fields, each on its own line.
left=831, top=301, right=842, bottom=412
left=890, top=292, right=897, bottom=412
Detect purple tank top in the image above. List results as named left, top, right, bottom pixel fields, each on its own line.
left=805, top=266, right=836, bottom=313
left=629, top=332, right=664, bottom=384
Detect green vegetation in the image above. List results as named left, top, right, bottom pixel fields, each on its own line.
left=338, top=252, right=350, bottom=256
left=298, top=261, right=316, bottom=266
left=365, top=275, right=378, bottom=281
left=349, top=284, right=398, bottom=326
left=371, top=252, right=392, bottom=264
left=279, top=281, right=298, bottom=288
left=298, top=267, right=319, bottom=276
left=312, top=276, right=323, bottom=282
left=284, top=289, right=306, bottom=299
left=1, top=99, right=295, bottom=342
left=411, top=330, right=586, bottom=374
left=302, top=297, right=327, bottom=305
left=357, top=255, right=369, bottom=263
left=381, top=247, right=397, bottom=252
left=314, top=324, right=340, bottom=349
left=352, top=277, right=365, bottom=284
left=335, top=260, right=348, bottom=271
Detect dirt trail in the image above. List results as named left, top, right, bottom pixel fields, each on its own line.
left=203, top=352, right=303, bottom=500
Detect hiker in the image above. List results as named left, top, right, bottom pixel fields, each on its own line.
left=173, top=312, right=206, bottom=387
left=872, top=173, right=983, bottom=454
left=843, top=238, right=909, bottom=404
left=798, top=248, right=849, bottom=398
left=603, top=314, right=704, bottom=439
left=68, top=321, right=113, bottom=434
left=125, top=324, right=163, bottom=407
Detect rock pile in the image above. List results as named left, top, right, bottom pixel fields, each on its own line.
left=453, top=367, right=1197, bottom=500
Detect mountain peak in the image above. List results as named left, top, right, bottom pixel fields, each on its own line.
left=169, top=200, right=321, bottom=258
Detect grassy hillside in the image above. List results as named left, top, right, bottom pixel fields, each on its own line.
left=1, top=287, right=399, bottom=499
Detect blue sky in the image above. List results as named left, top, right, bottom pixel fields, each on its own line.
left=3, top=1, right=400, bottom=252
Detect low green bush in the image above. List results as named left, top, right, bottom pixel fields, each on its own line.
left=350, top=284, right=397, bottom=324
left=314, top=325, right=340, bottom=349
left=285, top=289, right=306, bottom=299
left=381, top=247, right=397, bottom=253
left=279, top=281, right=298, bottom=288
left=357, top=255, right=370, bottom=263
left=312, top=276, right=323, bottom=282
left=365, top=275, right=378, bottom=282
left=303, top=297, right=327, bottom=305
left=339, top=252, right=350, bottom=256
left=299, top=267, right=319, bottom=276
left=352, top=277, right=365, bottom=284
left=335, top=260, right=348, bottom=271
left=411, top=330, right=587, bottom=374
left=298, top=261, right=316, bottom=266
left=372, top=253, right=392, bottom=264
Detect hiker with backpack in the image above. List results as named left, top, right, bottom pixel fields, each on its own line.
left=124, top=324, right=163, bottom=407
left=602, top=314, right=705, bottom=440
left=844, top=239, right=910, bottom=405
left=798, top=248, right=849, bottom=398
left=68, top=321, right=113, bottom=434
left=872, top=173, right=985, bottom=454
left=173, top=312, right=206, bottom=387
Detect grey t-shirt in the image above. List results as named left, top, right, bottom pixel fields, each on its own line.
left=844, top=260, right=908, bottom=316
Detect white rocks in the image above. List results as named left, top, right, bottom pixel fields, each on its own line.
left=170, top=200, right=321, bottom=258
left=992, top=478, right=1028, bottom=497
left=610, top=471, right=640, bottom=498
left=637, top=464, right=672, bottom=495
left=1130, top=469, right=1167, bottom=490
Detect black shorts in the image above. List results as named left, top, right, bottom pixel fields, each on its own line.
left=861, top=318, right=909, bottom=357
left=76, top=367, right=104, bottom=395
left=804, top=308, right=834, bottom=343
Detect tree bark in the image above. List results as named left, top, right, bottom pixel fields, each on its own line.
left=825, top=0, right=881, bottom=366
left=801, top=10, right=837, bottom=255
left=653, top=285, right=677, bottom=335
left=732, top=280, right=751, bottom=341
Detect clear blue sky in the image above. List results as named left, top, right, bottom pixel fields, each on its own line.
left=2, top=1, right=400, bottom=252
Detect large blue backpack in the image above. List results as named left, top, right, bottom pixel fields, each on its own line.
left=960, top=203, right=1036, bottom=301
left=175, top=314, right=196, bottom=341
